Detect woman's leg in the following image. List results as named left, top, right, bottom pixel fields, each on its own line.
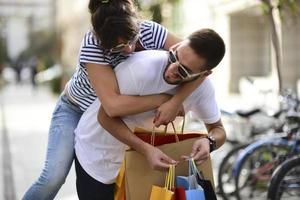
left=75, top=155, right=115, bottom=200
left=22, top=94, right=83, bottom=200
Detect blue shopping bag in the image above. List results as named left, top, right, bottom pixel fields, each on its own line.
left=176, top=159, right=205, bottom=200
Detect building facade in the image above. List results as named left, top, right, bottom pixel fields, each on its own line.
left=56, top=0, right=300, bottom=98
left=0, top=0, right=54, bottom=61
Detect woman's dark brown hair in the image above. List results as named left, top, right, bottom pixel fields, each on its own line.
left=88, top=0, right=140, bottom=49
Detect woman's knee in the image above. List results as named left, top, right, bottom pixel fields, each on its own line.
left=37, top=166, right=69, bottom=189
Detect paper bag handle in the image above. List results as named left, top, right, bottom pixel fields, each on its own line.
left=189, top=158, right=204, bottom=180
left=165, top=165, right=175, bottom=190
left=150, top=116, right=186, bottom=146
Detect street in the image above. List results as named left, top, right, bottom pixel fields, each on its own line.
left=0, top=83, right=77, bottom=200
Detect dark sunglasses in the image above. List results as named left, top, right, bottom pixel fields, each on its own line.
left=109, top=34, right=140, bottom=53
left=168, top=50, right=207, bottom=81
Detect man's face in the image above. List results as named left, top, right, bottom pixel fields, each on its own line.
left=163, top=41, right=208, bottom=85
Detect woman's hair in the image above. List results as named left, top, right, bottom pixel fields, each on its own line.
left=88, top=0, right=140, bottom=49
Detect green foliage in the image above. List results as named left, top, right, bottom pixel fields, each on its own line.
left=260, top=0, right=299, bottom=17
left=133, top=0, right=141, bottom=11
left=50, top=75, right=62, bottom=94
left=150, top=4, right=162, bottom=23
left=0, top=37, right=8, bottom=64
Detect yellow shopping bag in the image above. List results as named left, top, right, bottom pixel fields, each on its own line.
left=114, top=161, right=126, bottom=200
left=149, top=165, right=175, bottom=200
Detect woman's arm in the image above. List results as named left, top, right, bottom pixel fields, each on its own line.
left=163, top=32, right=182, bottom=49
left=97, top=106, right=177, bottom=170
left=154, top=32, right=208, bottom=126
left=154, top=76, right=207, bottom=126
left=86, top=63, right=171, bottom=117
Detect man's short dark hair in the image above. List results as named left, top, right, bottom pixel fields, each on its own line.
left=188, top=29, right=225, bottom=70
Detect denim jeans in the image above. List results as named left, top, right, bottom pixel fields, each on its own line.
left=22, top=94, right=83, bottom=200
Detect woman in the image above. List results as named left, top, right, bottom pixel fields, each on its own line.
left=23, top=0, right=204, bottom=199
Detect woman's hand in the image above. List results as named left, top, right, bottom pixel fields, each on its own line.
left=153, top=99, right=185, bottom=127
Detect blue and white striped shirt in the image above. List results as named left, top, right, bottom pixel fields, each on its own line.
left=67, top=20, right=168, bottom=111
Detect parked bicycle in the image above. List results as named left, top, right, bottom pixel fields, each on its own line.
left=217, top=98, right=286, bottom=199
left=218, top=89, right=299, bottom=200
left=232, top=112, right=300, bottom=200
left=267, top=155, right=300, bottom=200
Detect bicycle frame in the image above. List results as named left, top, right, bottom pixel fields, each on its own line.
left=232, top=136, right=300, bottom=178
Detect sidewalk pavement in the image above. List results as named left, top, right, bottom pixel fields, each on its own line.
left=0, top=83, right=77, bottom=200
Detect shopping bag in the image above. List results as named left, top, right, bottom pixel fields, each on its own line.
left=134, top=120, right=201, bottom=146
left=124, top=130, right=214, bottom=200
left=194, top=164, right=217, bottom=200
left=177, top=158, right=217, bottom=200
left=186, top=159, right=205, bottom=200
left=196, top=177, right=217, bottom=200
left=176, top=159, right=205, bottom=200
left=174, top=187, right=186, bottom=200
left=149, top=165, right=175, bottom=200
left=114, top=160, right=126, bottom=200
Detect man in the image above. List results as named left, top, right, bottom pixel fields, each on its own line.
left=74, top=29, right=226, bottom=199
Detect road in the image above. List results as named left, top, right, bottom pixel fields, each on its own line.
left=0, top=83, right=77, bottom=200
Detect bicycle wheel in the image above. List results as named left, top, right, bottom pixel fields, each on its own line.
left=234, top=143, right=290, bottom=200
left=267, top=156, right=300, bottom=200
left=218, top=143, right=248, bottom=200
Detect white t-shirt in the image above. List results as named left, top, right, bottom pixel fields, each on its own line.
left=74, top=50, right=220, bottom=184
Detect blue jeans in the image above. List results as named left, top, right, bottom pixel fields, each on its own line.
left=22, top=94, right=83, bottom=200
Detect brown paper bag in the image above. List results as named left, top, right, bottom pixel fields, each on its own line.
left=124, top=137, right=215, bottom=200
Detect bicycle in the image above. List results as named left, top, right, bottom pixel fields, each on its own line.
left=217, top=107, right=284, bottom=200
left=232, top=114, right=300, bottom=200
left=267, top=155, right=300, bottom=200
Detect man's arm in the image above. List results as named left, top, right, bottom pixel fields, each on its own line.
left=182, top=119, right=226, bottom=165
left=97, top=106, right=177, bottom=170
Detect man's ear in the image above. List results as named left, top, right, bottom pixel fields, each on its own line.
left=204, top=70, right=212, bottom=77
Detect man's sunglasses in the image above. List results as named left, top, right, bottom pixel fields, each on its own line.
left=168, top=50, right=207, bottom=81
left=109, top=34, right=140, bottom=53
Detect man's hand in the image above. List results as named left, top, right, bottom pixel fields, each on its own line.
left=153, top=100, right=185, bottom=127
left=181, top=137, right=210, bottom=165
left=144, top=144, right=178, bottom=170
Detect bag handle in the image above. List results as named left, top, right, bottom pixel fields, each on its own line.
left=151, top=122, right=179, bottom=145
left=150, top=116, right=186, bottom=146
left=164, top=165, right=175, bottom=190
left=190, top=158, right=204, bottom=180
left=188, top=159, right=194, bottom=190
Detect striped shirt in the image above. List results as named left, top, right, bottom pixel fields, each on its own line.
left=67, top=20, right=168, bottom=111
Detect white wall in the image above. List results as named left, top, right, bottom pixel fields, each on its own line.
left=56, top=0, right=89, bottom=68
left=0, top=0, right=53, bottom=61
left=6, top=18, right=29, bottom=60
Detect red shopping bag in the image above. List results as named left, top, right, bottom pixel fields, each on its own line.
left=134, top=120, right=204, bottom=146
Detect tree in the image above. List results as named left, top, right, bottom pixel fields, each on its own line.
left=0, top=37, right=8, bottom=75
left=260, top=0, right=298, bottom=92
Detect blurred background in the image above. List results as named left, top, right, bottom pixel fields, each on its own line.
left=0, top=0, right=299, bottom=199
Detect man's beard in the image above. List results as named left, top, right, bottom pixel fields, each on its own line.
left=163, top=62, right=181, bottom=85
